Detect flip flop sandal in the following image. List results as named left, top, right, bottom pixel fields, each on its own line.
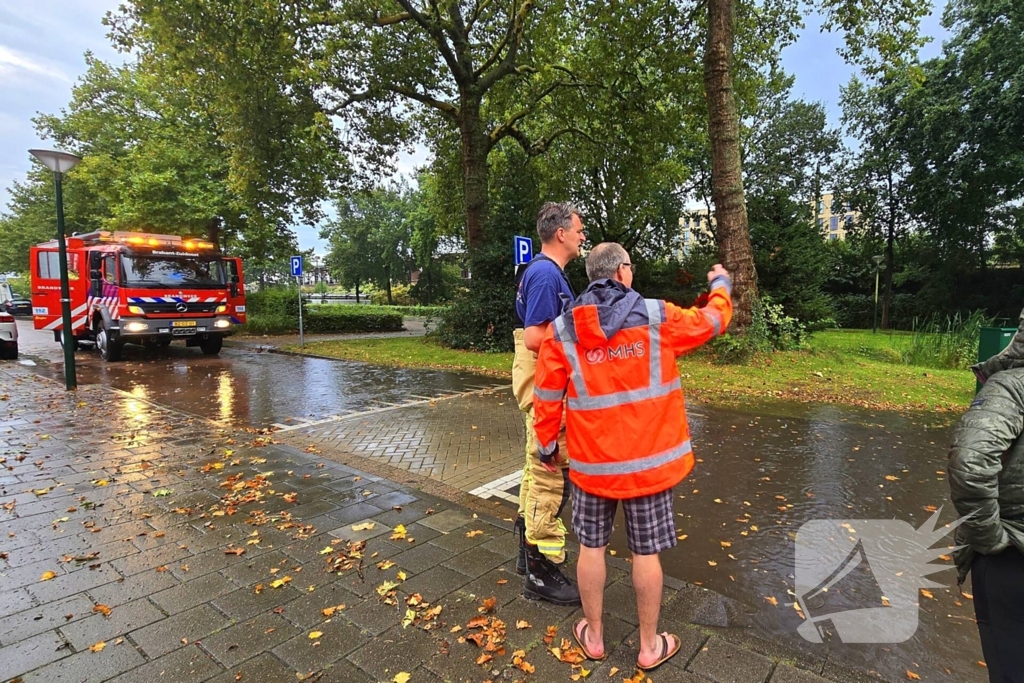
left=572, top=618, right=608, bottom=661
left=637, top=632, right=682, bottom=671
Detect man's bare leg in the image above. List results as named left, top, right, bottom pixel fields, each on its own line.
left=633, top=552, right=664, bottom=668
left=577, top=544, right=607, bottom=657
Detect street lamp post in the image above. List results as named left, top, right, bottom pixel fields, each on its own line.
left=872, top=254, right=886, bottom=334
left=29, top=149, right=83, bottom=390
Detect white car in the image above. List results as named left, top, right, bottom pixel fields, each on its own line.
left=0, top=311, right=18, bottom=359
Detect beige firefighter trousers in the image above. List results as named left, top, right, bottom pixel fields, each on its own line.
left=512, top=329, right=569, bottom=563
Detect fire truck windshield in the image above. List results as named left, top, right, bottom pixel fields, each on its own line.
left=120, top=255, right=225, bottom=288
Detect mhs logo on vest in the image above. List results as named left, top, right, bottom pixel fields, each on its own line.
left=584, top=341, right=646, bottom=364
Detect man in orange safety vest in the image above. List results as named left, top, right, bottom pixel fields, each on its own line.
left=533, top=242, right=732, bottom=670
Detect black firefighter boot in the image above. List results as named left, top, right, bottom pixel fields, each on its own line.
left=523, top=544, right=581, bottom=606
left=514, top=517, right=527, bottom=576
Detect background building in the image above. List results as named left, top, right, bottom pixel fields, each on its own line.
left=675, top=192, right=859, bottom=257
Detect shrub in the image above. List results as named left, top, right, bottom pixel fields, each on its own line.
left=900, top=310, right=991, bottom=370
left=709, top=294, right=807, bottom=364
left=246, top=287, right=304, bottom=317
left=304, top=307, right=403, bottom=333
left=370, top=283, right=416, bottom=306
left=239, top=313, right=295, bottom=335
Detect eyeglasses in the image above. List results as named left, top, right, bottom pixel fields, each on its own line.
left=620, top=262, right=635, bottom=272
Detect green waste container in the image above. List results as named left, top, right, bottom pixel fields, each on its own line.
left=976, top=326, right=1019, bottom=393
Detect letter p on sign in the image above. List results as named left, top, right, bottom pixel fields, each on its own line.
left=514, top=236, right=533, bottom=266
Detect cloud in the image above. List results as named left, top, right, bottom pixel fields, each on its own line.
left=0, top=44, right=70, bottom=85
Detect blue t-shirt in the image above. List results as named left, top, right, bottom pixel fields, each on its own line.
left=515, top=256, right=575, bottom=328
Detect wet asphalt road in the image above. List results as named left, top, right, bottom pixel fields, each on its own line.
left=15, top=326, right=494, bottom=428
left=11, top=323, right=986, bottom=681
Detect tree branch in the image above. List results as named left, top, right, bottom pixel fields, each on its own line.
left=477, top=0, right=533, bottom=90
left=390, top=86, right=460, bottom=120
left=375, top=12, right=411, bottom=26
left=487, top=73, right=588, bottom=143
left=394, top=0, right=467, bottom=82
left=501, top=125, right=588, bottom=156
left=467, top=0, right=495, bottom=31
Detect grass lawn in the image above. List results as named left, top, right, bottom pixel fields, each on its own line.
left=288, top=329, right=977, bottom=414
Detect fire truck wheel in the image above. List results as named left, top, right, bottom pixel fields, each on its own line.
left=97, top=322, right=124, bottom=362
left=199, top=336, right=223, bottom=355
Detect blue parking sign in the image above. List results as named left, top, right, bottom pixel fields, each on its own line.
left=514, top=236, right=533, bottom=266
left=291, top=255, right=303, bottom=277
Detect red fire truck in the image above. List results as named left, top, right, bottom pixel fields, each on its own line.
left=30, top=230, right=246, bottom=361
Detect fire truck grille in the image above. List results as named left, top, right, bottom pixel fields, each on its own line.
left=138, top=302, right=221, bottom=314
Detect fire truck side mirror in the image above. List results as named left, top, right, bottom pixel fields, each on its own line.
left=90, top=270, right=102, bottom=297
left=229, top=282, right=239, bottom=298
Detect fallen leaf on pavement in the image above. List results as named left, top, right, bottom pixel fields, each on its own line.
left=393, top=674, right=411, bottom=683
left=390, top=524, right=407, bottom=541
left=40, top=571, right=57, bottom=581
left=516, top=620, right=531, bottom=629
left=269, top=577, right=292, bottom=588
left=906, top=671, right=921, bottom=680
left=224, top=547, right=246, bottom=556
left=351, top=522, right=375, bottom=531
left=308, top=631, right=323, bottom=639
left=93, top=605, right=112, bottom=617
left=466, top=530, right=484, bottom=538
left=89, top=641, right=105, bottom=652
left=765, top=596, right=778, bottom=606
left=478, top=596, right=496, bottom=613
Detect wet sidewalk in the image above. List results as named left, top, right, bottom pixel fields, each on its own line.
left=0, top=364, right=866, bottom=683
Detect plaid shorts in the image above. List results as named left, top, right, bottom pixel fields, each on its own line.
left=571, top=484, right=677, bottom=556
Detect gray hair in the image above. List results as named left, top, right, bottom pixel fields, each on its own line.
left=586, top=242, right=629, bottom=281
left=536, top=202, right=579, bottom=243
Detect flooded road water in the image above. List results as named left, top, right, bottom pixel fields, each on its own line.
left=27, top=339, right=495, bottom=428
left=600, top=401, right=985, bottom=682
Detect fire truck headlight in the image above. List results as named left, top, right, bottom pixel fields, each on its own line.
left=215, top=305, right=227, bottom=313
left=214, top=320, right=231, bottom=329
left=127, top=305, right=144, bottom=315
left=124, top=322, right=148, bottom=332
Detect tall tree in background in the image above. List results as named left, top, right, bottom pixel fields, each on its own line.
left=703, top=0, right=930, bottom=329
left=323, top=187, right=414, bottom=306
left=108, top=0, right=593, bottom=254
left=838, top=75, right=915, bottom=328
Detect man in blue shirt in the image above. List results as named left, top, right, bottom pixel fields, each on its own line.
left=512, top=202, right=585, bottom=605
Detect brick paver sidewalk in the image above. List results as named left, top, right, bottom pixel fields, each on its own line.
left=0, top=365, right=873, bottom=683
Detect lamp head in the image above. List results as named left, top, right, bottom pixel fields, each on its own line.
left=872, top=255, right=885, bottom=266
left=29, top=149, right=82, bottom=174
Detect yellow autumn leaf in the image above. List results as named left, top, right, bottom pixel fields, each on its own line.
left=466, top=530, right=484, bottom=538
left=402, top=608, right=416, bottom=628
left=765, top=596, right=778, bottom=606
left=308, top=631, right=323, bottom=639
left=397, top=570, right=407, bottom=581
left=89, top=641, right=106, bottom=652
left=906, top=671, right=921, bottom=680
left=515, top=620, right=531, bottom=629
left=40, top=571, right=57, bottom=581
left=708, top=560, right=718, bottom=567
left=920, top=589, right=935, bottom=600
left=390, top=524, right=408, bottom=541
left=319, top=546, right=334, bottom=555
left=269, top=576, right=292, bottom=588
left=393, top=674, right=411, bottom=683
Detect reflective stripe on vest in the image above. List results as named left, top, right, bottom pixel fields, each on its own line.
left=558, top=298, right=678, bottom=411
left=703, top=307, right=723, bottom=337
left=534, top=386, right=566, bottom=402
left=571, top=439, right=692, bottom=476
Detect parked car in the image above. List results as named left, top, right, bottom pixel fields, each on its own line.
left=1, top=280, right=31, bottom=316
left=0, top=311, right=18, bottom=359
left=2, top=293, right=31, bottom=317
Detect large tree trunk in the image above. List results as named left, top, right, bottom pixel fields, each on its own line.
left=881, top=218, right=895, bottom=329
left=207, top=217, right=222, bottom=248
left=704, top=0, right=757, bottom=330
left=460, top=96, right=489, bottom=252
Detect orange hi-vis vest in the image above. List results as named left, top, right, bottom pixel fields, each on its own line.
left=533, top=277, right=733, bottom=499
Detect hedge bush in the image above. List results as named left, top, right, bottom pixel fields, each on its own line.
left=240, top=313, right=295, bottom=335
left=246, top=287, right=304, bottom=317
left=304, top=307, right=403, bottom=333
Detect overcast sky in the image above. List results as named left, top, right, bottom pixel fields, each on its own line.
left=0, top=2, right=948, bottom=254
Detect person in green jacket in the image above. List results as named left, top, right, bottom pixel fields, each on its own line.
left=949, top=363, right=1024, bottom=682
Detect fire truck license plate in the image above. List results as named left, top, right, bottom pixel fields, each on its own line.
left=172, top=321, right=197, bottom=327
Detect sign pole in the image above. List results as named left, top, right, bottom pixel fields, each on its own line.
left=54, top=171, right=77, bottom=390
left=297, top=276, right=304, bottom=347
